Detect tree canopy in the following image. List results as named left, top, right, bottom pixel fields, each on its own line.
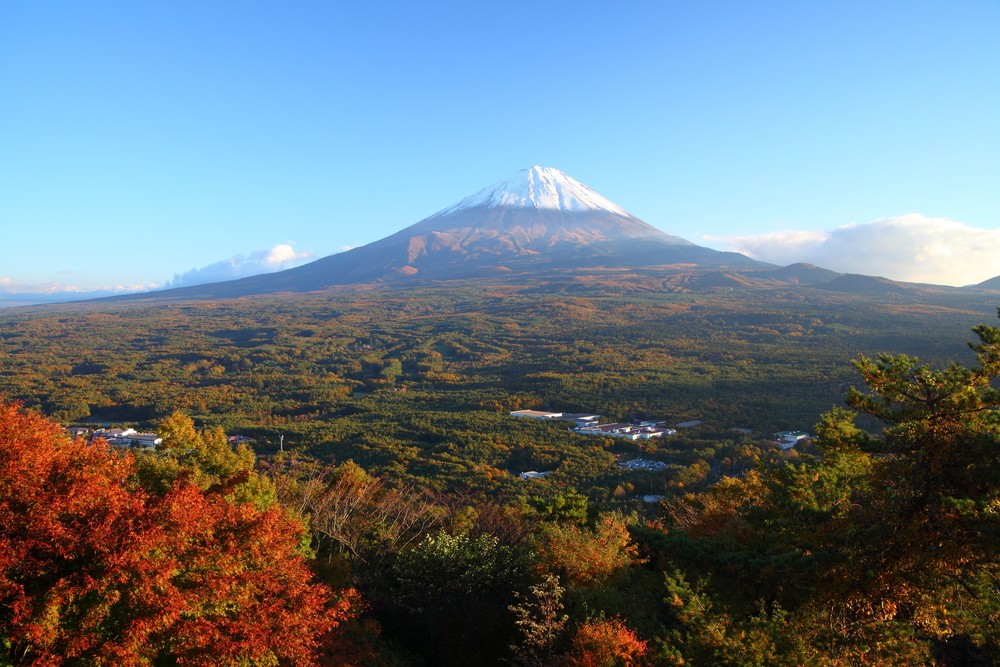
left=640, top=313, right=1000, bottom=665
left=0, top=401, right=352, bottom=666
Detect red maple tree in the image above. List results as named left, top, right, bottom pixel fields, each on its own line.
left=0, top=401, right=352, bottom=666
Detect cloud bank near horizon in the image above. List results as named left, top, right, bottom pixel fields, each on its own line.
left=712, top=214, right=1000, bottom=287
left=0, top=276, right=160, bottom=307
left=0, top=277, right=158, bottom=296
left=0, top=244, right=316, bottom=307
left=166, top=244, right=314, bottom=288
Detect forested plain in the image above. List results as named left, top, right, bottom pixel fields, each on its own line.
left=1, top=276, right=998, bottom=665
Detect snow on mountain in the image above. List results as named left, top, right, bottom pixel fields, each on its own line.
left=434, top=166, right=631, bottom=217
left=98, top=166, right=769, bottom=301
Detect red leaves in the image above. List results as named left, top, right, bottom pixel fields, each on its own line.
left=150, top=484, right=345, bottom=665
left=0, top=401, right=349, bottom=666
left=561, top=618, right=648, bottom=667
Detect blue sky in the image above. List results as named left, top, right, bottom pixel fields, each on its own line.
left=3, top=1, right=999, bottom=298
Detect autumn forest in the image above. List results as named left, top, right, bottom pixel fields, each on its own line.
left=1, top=278, right=998, bottom=665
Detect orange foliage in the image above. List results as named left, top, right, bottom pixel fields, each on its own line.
left=538, top=513, right=640, bottom=587
left=0, top=401, right=350, bottom=666
left=664, top=471, right=769, bottom=542
left=561, top=618, right=648, bottom=667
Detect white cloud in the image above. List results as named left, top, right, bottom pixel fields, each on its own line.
left=712, top=214, right=1000, bottom=286
left=262, top=243, right=311, bottom=268
left=167, top=243, right=314, bottom=288
left=0, top=278, right=161, bottom=308
left=0, top=277, right=158, bottom=295
left=1, top=277, right=83, bottom=295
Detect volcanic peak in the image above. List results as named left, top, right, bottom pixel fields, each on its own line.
left=434, top=166, right=630, bottom=218
left=96, top=165, right=765, bottom=301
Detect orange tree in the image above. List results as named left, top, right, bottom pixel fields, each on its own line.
left=0, top=401, right=352, bottom=666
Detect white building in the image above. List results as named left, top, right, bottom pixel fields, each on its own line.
left=510, top=410, right=563, bottom=419
left=93, top=428, right=162, bottom=449
left=774, top=431, right=810, bottom=450
left=125, top=433, right=163, bottom=449
left=575, top=423, right=676, bottom=440
left=93, top=427, right=137, bottom=439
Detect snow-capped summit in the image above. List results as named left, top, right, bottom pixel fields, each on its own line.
left=408, top=165, right=685, bottom=250
left=435, top=166, right=631, bottom=217
left=119, top=167, right=767, bottom=299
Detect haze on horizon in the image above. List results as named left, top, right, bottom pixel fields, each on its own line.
left=2, top=1, right=998, bottom=303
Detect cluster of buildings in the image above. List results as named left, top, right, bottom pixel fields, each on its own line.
left=509, top=409, right=678, bottom=440
left=66, top=427, right=258, bottom=452
left=510, top=410, right=680, bottom=440
left=509, top=410, right=812, bottom=484
left=68, top=427, right=163, bottom=450
left=575, top=421, right=677, bottom=441
left=509, top=410, right=811, bottom=450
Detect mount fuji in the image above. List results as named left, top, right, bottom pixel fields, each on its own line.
left=131, top=167, right=769, bottom=299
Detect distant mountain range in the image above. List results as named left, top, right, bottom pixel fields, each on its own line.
left=94, top=166, right=1000, bottom=302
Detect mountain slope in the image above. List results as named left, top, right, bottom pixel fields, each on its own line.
left=974, top=274, right=1000, bottom=290
left=111, top=166, right=770, bottom=300
left=816, top=273, right=927, bottom=295
left=750, top=263, right=844, bottom=285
